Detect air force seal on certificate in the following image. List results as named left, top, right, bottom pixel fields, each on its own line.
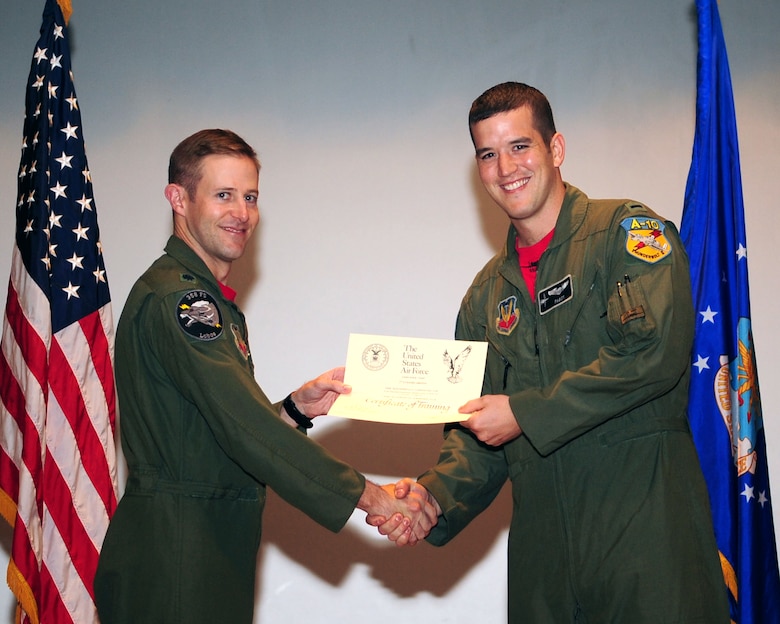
left=362, top=343, right=389, bottom=370
left=177, top=290, right=223, bottom=340
left=621, top=216, right=672, bottom=263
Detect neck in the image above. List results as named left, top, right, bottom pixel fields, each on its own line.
left=512, top=180, right=565, bottom=246
left=512, top=212, right=559, bottom=247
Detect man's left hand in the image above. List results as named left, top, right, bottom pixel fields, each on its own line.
left=291, top=367, right=351, bottom=419
left=459, top=394, right=521, bottom=446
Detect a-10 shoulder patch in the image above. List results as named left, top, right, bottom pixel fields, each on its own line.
left=620, top=216, right=673, bottom=263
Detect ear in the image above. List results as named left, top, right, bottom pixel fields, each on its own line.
left=165, top=183, right=187, bottom=217
left=550, top=132, right=565, bottom=168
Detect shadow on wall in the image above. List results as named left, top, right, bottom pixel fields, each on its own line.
left=259, top=417, right=512, bottom=597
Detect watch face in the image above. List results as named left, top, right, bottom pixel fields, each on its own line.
left=362, top=343, right=389, bottom=371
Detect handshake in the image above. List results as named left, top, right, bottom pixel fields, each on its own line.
left=358, top=478, right=442, bottom=547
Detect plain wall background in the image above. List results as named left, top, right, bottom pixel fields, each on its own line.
left=1, top=1, right=778, bottom=621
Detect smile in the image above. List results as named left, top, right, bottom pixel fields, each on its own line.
left=501, top=178, right=529, bottom=191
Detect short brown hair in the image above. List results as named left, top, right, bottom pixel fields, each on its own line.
left=168, top=129, right=260, bottom=198
left=468, top=82, right=557, bottom=145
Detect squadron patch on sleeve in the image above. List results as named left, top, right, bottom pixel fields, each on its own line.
left=177, top=290, right=223, bottom=341
left=620, top=217, right=672, bottom=263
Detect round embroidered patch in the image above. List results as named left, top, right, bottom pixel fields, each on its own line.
left=176, top=290, right=223, bottom=341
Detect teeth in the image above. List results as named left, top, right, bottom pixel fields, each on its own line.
left=502, top=179, right=528, bottom=191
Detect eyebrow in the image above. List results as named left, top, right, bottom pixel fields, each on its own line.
left=475, top=137, right=532, bottom=157
left=215, top=186, right=259, bottom=195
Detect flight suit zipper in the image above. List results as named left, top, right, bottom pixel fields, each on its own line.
left=563, top=271, right=599, bottom=348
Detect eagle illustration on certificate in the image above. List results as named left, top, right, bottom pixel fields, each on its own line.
left=329, top=334, right=488, bottom=424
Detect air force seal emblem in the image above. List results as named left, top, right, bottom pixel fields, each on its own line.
left=621, top=217, right=672, bottom=263
left=177, top=290, right=223, bottom=340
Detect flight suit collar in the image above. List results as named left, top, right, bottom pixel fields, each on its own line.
left=164, top=235, right=222, bottom=295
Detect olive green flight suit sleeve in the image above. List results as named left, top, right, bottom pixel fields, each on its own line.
left=418, top=303, right=510, bottom=545
left=138, top=286, right=365, bottom=532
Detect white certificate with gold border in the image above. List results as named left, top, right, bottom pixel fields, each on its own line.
left=328, top=333, right=488, bottom=424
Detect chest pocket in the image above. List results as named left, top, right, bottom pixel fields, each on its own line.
left=605, top=273, right=656, bottom=349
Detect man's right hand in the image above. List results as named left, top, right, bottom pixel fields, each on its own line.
left=365, top=478, right=442, bottom=546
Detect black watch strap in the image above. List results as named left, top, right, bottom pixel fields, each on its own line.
left=283, top=393, right=313, bottom=429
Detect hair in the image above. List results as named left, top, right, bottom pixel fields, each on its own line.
left=168, top=129, right=260, bottom=198
left=468, top=82, right=557, bottom=145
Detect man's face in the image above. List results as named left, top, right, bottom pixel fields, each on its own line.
left=172, top=154, right=259, bottom=280
left=472, top=106, right=564, bottom=233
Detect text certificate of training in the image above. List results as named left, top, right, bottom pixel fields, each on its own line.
left=328, top=333, right=488, bottom=424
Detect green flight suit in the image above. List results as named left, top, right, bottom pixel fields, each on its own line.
left=94, top=236, right=365, bottom=624
left=418, top=185, right=729, bottom=623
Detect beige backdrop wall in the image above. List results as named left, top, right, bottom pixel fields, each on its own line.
left=1, top=1, right=778, bottom=621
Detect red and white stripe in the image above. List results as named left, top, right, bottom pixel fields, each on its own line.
left=1, top=245, right=117, bottom=624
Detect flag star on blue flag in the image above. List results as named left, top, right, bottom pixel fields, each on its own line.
left=699, top=305, right=718, bottom=323
left=77, top=194, right=92, bottom=211
left=67, top=252, right=83, bottom=270
left=63, top=281, right=80, bottom=299
left=61, top=121, right=78, bottom=139
left=55, top=152, right=73, bottom=168
left=73, top=223, right=89, bottom=240
left=51, top=181, right=67, bottom=198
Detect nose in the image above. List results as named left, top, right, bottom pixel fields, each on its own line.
left=232, top=199, right=251, bottom=222
left=497, top=152, right=516, bottom=177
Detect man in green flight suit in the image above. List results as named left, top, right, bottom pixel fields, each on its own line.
left=94, top=129, right=436, bottom=624
left=372, top=82, right=730, bottom=622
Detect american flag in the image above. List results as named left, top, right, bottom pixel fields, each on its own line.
left=0, top=1, right=118, bottom=622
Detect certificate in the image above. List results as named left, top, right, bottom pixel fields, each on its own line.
left=328, top=333, right=488, bottom=424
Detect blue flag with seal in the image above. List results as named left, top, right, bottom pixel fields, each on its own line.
left=681, top=1, right=780, bottom=622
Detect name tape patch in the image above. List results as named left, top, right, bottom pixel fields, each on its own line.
left=538, top=274, right=573, bottom=315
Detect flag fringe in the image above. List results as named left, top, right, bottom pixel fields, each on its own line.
left=6, top=558, right=39, bottom=624
left=719, top=550, right=738, bottom=602
left=0, top=487, right=17, bottom=528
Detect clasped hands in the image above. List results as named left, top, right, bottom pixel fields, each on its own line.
left=293, top=373, right=519, bottom=545
left=362, top=479, right=441, bottom=547
left=364, top=394, right=522, bottom=545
